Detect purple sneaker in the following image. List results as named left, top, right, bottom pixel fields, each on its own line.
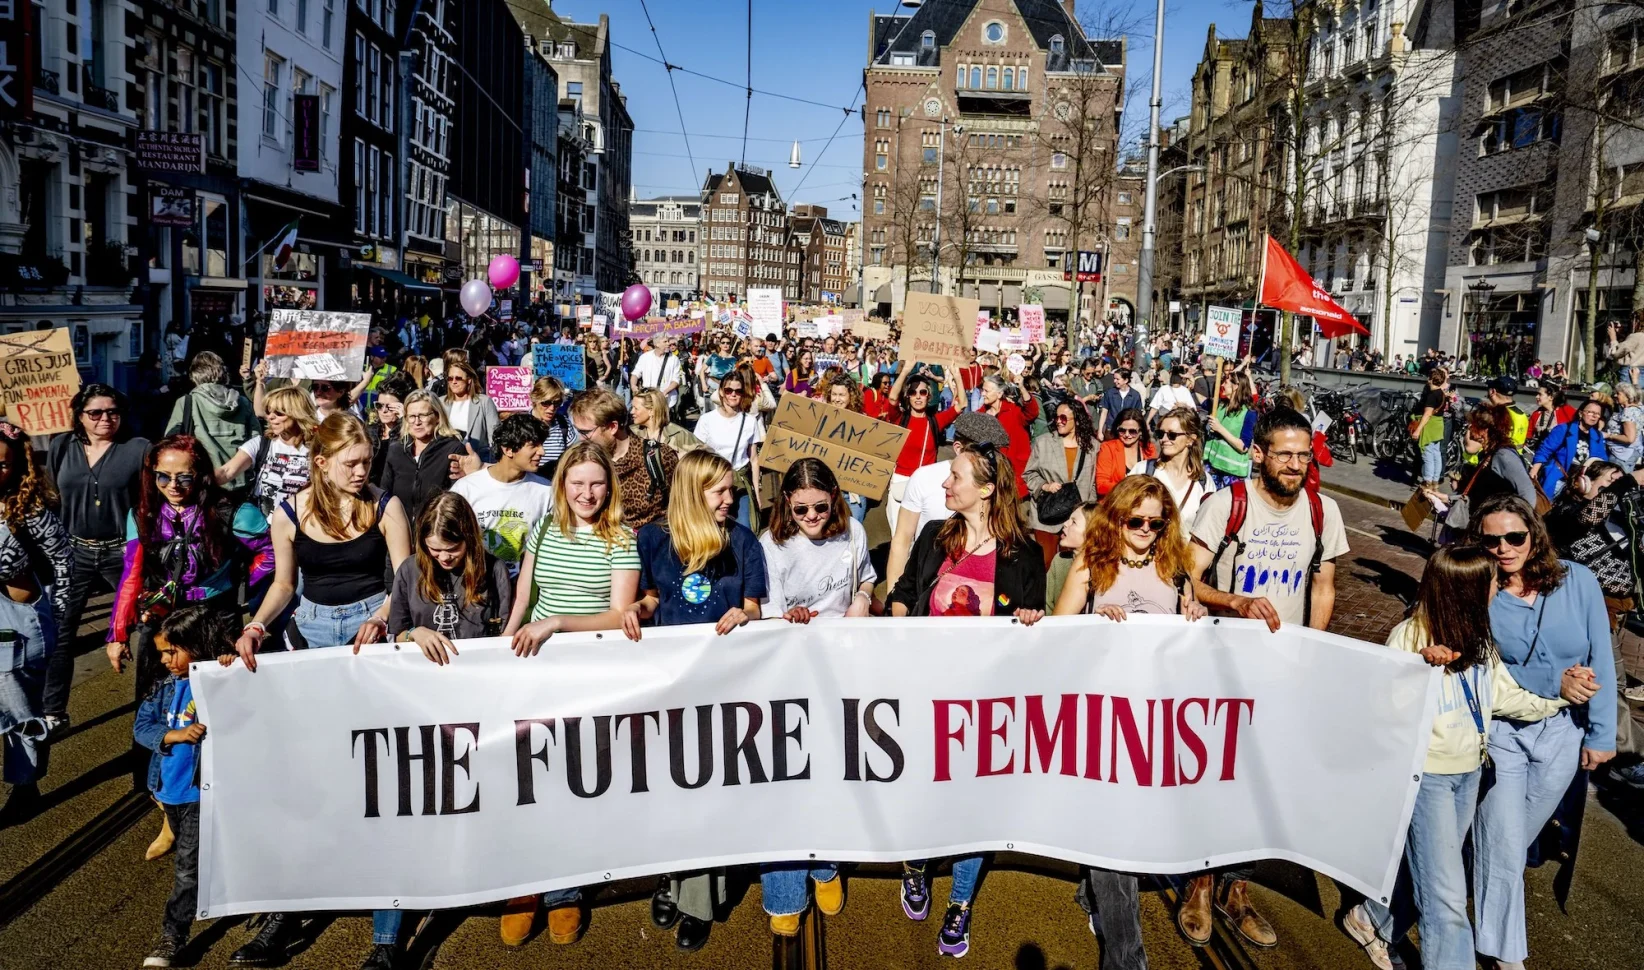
left=937, top=903, right=971, bottom=958
left=900, top=871, right=931, bottom=920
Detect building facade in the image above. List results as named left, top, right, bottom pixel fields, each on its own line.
left=628, top=193, right=700, bottom=303
left=791, top=204, right=850, bottom=304
left=402, top=0, right=457, bottom=300
left=449, top=0, right=526, bottom=307
left=700, top=164, right=796, bottom=302
left=860, top=0, right=1125, bottom=322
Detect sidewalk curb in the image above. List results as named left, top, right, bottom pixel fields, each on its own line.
left=1317, top=478, right=1403, bottom=510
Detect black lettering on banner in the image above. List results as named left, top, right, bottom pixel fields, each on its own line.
left=395, top=725, right=438, bottom=817
left=668, top=705, right=715, bottom=789
left=513, top=717, right=556, bottom=806
left=842, top=698, right=862, bottom=781
left=440, top=722, right=481, bottom=815
left=351, top=728, right=390, bottom=818
left=770, top=698, right=811, bottom=782
left=721, top=701, right=768, bottom=786
left=616, top=711, right=661, bottom=793
left=864, top=698, right=904, bottom=783
left=564, top=715, right=614, bottom=799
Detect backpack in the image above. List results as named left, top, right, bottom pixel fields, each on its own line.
left=1206, top=480, right=1327, bottom=627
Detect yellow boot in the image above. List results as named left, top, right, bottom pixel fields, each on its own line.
left=145, top=805, right=174, bottom=862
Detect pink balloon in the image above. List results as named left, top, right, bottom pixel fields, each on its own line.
left=487, top=254, right=520, bottom=290
left=620, top=284, right=652, bottom=322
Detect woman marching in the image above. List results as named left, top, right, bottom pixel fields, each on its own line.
left=529, top=376, right=579, bottom=481
left=820, top=376, right=873, bottom=523
left=692, top=371, right=765, bottom=531
left=1127, top=406, right=1214, bottom=531
left=1053, top=475, right=1207, bottom=621
left=631, top=388, right=704, bottom=456
left=619, top=450, right=767, bottom=952
left=885, top=443, right=1045, bottom=958
left=439, top=360, right=502, bottom=458
left=1095, top=408, right=1157, bottom=498
left=1204, top=371, right=1258, bottom=488
left=225, top=414, right=413, bottom=970
left=378, top=390, right=469, bottom=524
left=755, top=458, right=875, bottom=938
left=1024, top=398, right=1100, bottom=565
left=884, top=369, right=962, bottom=535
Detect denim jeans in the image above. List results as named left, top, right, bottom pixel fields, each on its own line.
left=845, top=492, right=868, bottom=523
left=0, top=595, right=57, bottom=785
left=161, top=801, right=201, bottom=941
left=1420, top=441, right=1444, bottom=483
left=905, top=857, right=982, bottom=905
left=543, top=887, right=580, bottom=907
left=1474, top=710, right=1582, bottom=963
left=42, top=536, right=125, bottom=717
left=1363, top=769, right=1482, bottom=970
left=760, top=863, right=839, bottom=916
left=294, top=594, right=386, bottom=650
left=372, top=909, right=402, bottom=946
left=1073, top=869, right=1147, bottom=970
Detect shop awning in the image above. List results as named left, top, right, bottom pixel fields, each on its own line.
left=1039, top=286, right=1071, bottom=311
left=364, top=266, right=442, bottom=293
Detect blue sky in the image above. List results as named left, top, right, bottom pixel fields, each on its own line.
left=550, top=0, right=1247, bottom=217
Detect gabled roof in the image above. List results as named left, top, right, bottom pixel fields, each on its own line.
left=871, top=0, right=1106, bottom=68
left=702, top=165, right=781, bottom=203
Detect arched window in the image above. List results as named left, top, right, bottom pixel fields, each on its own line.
left=1002, top=68, right=1014, bottom=91
left=921, top=30, right=936, bottom=49
left=1018, top=67, right=1028, bottom=89
left=986, top=66, right=998, bottom=89
left=957, top=64, right=967, bottom=88
left=971, top=66, right=982, bottom=88
left=1050, top=35, right=1065, bottom=54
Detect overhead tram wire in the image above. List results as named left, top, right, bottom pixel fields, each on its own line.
left=635, top=0, right=698, bottom=187
left=608, top=40, right=858, bottom=113
left=741, top=0, right=753, bottom=167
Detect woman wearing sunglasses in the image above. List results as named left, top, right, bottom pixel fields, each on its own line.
left=885, top=371, right=963, bottom=535
left=1095, top=407, right=1156, bottom=498
left=439, top=360, right=501, bottom=459
left=754, top=458, right=874, bottom=939
left=1054, top=475, right=1206, bottom=621
left=693, top=372, right=765, bottom=530
left=529, top=376, right=580, bottom=481
left=1024, top=399, right=1100, bottom=565
left=885, top=443, right=1045, bottom=958
left=1129, top=406, right=1213, bottom=531
left=1466, top=494, right=1613, bottom=970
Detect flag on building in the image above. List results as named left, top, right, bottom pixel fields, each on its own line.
left=1258, top=235, right=1368, bottom=339
left=269, top=221, right=300, bottom=271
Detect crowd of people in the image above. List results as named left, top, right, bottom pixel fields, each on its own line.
left=0, top=309, right=1632, bottom=970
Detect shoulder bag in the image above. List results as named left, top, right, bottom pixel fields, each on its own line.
left=1035, top=448, right=1088, bottom=526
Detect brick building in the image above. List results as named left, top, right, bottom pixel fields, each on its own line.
left=860, top=0, right=1124, bottom=323
left=699, top=163, right=798, bottom=302
left=791, top=204, right=850, bottom=304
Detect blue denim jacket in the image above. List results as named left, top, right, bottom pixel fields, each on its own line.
left=134, top=675, right=200, bottom=796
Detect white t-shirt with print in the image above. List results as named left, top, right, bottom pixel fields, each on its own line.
left=1190, top=484, right=1349, bottom=627
left=450, top=468, right=554, bottom=575
left=1148, top=385, right=1196, bottom=413
left=694, top=408, right=765, bottom=471
left=633, top=351, right=684, bottom=407
left=239, top=435, right=310, bottom=508
left=759, top=518, right=877, bottom=617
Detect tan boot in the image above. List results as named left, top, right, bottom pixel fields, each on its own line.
left=145, top=806, right=174, bottom=862
left=546, top=902, right=583, bottom=945
left=769, top=912, right=801, bottom=937
left=1176, top=874, right=1213, bottom=946
left=1215, top=879, right=1277, bottom=948
left=499, top=894, right=537, bottom=946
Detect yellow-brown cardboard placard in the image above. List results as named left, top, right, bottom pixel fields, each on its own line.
left=899, top=291, right=979, bottom=370
left=759, top=395, right=910, bottom=500
left=0, top=328, right=81, bottom=435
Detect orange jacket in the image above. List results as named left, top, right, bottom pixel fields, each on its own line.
left=1095, top=438, right=1157, bottom=496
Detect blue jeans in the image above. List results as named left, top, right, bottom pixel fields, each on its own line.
left=543, top=887, right=580, bottom=907
left=294, top=594, right=386, bottom=650
left=845, top=492, right=868, bottom=523
left=1474, top=710, right=1582, bottom=963
left=1364, top=769, right=1482, bottom=970
left=373, top=909, right=401, bottom=946
left=760, top=863, right=840, bottom=916
left=0, top=595, right=57, bottom=785
left=905, top=856, right=982, bottom=905
left=1420, top=440, right=1444, bottom=482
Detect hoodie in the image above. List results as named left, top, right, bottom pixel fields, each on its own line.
left=165, top=384, right=259, bottom=491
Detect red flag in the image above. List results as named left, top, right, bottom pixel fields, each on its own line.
left=1259, top=235, right=1369, bottom=338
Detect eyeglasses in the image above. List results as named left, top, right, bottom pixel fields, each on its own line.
left=1159, top=430, right=1190, bottom=442
left=1116, top=427, right=1141, bottom=437
left=1480, top=530, right=1530, bottom=550
left=1125, top=516, right=1169, bottom=533
left=1267, top=451, right=1313, bottom=466
left=573, top=423, right=600, bottom=436
left=83, top=408, right=121, bottom=420
left=407, top=411, right=437, bottom=422
left=790, top=501, right=831, bottom=518
left=154, top=471, right=195, bottom=489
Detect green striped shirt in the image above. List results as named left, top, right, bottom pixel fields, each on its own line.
left=527, top=519, right=641, bottom=620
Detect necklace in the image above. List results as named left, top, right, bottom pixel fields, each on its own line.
left=85, top=439, right=113, bottom=508
left=1120, top=550, right=1155, bottom=569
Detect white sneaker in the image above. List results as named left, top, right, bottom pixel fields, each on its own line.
left=1341, top=903, right=1396, bottom=970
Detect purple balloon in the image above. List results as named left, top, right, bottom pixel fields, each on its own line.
left=620, top=284, right=652, bottom=322
left=487, top=254, right=520, bottom=290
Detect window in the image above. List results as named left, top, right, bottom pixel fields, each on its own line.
left=322, top=0, right=335, bottom=48
left=1488, top=61, right=1557, bottom=112
left=921, top=30, right=935, bottom=49
left=263, top=53, right=284, bottom=139
left=379, top=47, right=394, bottom=130
left=297, top=0, right=309, bottom=33
left=1117, top=191, right=1133, bottom=205
left=986, top=67, right=998, bottom=89
left=1002, top=69, right=1014, bottom=91
left=971, top=66, right=982, bottom=88
left=1481, top=105, right=1560, bottom=154
left=1051, top=152, right=1067, bottom=169
left=380, top=151, right=394, bottom=237
left=319, top=84, right=335, bottom=162
left=877, top=108, right=891, bottom=127
left=366, top=145, right=380, bottom=235
left=354, top=139, right=366, bottom=231
left=984, top=22, right=1004, bottom=44
left=202, top=62, right=225, bottom=156
left=366, top=40, right=380, bottom=122
left=268, top=0, right=279, bottom=13
left=891, top=53, right=915, bottom=66
left=1115, top=218, right=1132, bottom=240
left=1050, top=35, right=1065, bottom=54
left=354, top=34, right=366, bottom=114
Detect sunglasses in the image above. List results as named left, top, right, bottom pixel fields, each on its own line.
left=1116, top=427, right=1141, bottom=437
left=721, top=387, right=745, bottom=396
left=83, top=408, right=121, bottom=420
left=1480, top=531, right=1530, bottom=550
left=1055, top=414, right=1073, bottom=423
left=154, top=471, right=195, bottom=489
left=790, top=501, right=831, bottom=518
left=909, top=387, right=931, bottom=396
left=1159, top=430, right=1190, bottom=442
left=1126, top=516, right=1169, bottom=533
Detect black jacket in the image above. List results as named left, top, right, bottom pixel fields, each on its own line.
left=888, top=520, right=1047, bottom=617
left=377, top=434, right=466, bottom=525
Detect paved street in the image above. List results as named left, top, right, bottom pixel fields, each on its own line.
left=4, top=493, right=1642, bottom=970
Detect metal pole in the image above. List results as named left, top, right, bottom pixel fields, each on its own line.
left=1135, top=0, right=1167, bottom=342
left=930, top=119, right=945, bottom=294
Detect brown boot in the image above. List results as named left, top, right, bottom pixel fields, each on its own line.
left=499, top=894, right=537, bottom=946
left=1176, top=875, right=1213, bottom=946
left=1215, top=879, right=1277, bottom=948
left=145, top=805, right=174, bottom=862
left=546, top=902, right=583, bottom=945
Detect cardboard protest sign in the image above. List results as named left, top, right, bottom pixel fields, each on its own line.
left=852, top=317, right=891, bottom=340
left=759, top=395, right=910, bottom=500
left=1203, top=306, right=1241, bottom=359
left=1019, top=304, right=1046, bottom=343
left=900, top=291, right=980, bottom=370
left=839, top=308, right=866, bottom=331
left=0, top=328, right=81, bottom=435
left=486, top=366, right=533, bottom=412
left=532, top=344, right=587, bottom=390
left=264, top=309, right=371, bottom=381
left=816, top=315, right=842, bottom=338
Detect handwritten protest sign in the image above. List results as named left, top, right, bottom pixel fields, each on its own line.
left=839, top=308, right=865, bottom=331
left=852, top=317, right=891, bottom=340
left=486, top=366, right=533, bottom=412
left=759, top=395, right=910, bottom=500
left=1000, top=329, right=1031, bottom=352
left=0, top=328, right=81, bottom=435
left=532, top=344, right=586, bottom=390
left=748, top=287, right=783, bottom=338
left=1203, top=306, right=1241, bottom=360
left=264, top=310, right=371, bottom=381
left=900, top=291, right=980, bottom=370
left=626, top=317, right=706, bottom=339
left=1019, top=304, right=1046, bottom=344
left=974, top=328, right=1002, bottom=354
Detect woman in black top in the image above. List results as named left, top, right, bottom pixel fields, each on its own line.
left=43, top=384, right=149, bottom=726
left=377, top=389, right=468, bottom=524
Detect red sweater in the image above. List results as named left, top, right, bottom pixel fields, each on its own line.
left=988, top=398, right=1039, bottom=495
left=891, top=404, right=962, bottom=475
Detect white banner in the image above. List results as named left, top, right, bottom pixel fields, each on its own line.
left=194, top=617, right=1436, bottom=918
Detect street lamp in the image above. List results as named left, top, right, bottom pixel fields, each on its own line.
left=1468, top=277, right=1496, bottom=372
left=1136, top=164, right=1204, bottom=339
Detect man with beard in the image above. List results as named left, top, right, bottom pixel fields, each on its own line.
left=1171, top=407, right=1349, bottom=954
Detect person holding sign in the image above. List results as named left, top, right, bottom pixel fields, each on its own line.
left=620, top=450, right=767, bottom=953
left=885, top=443, right=1045, bottom=959
left=213, top=386, right=318, bottom=515
left=976, top=374, right=1040, bottom=498
left=1205, top=373, right=1258, bottom=488
left=693, top=373, right=764, bottom=530
left=884, top=371, right=963, bottom=536
left=439, top=361, right=501, bottom=460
